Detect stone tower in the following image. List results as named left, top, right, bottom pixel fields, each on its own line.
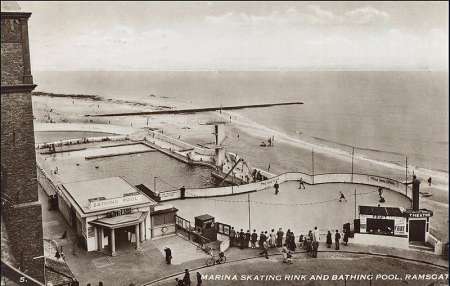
left=1, top=1, right=45, bottom=283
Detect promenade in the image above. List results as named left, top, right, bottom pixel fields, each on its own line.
left=39, top=185, right=447, bottom=286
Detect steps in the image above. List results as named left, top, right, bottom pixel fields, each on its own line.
left=409, top=241, right=435, bottom=253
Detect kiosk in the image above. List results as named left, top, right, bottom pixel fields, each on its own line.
left=194, top=214, right=217, bottom=242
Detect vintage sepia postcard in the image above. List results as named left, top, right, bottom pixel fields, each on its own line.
left=1, top=1, right=448, bottom=285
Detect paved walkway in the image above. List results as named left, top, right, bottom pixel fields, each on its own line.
left=149, top=244, right=448, bottom=286
left=39, top=184, right=448, bottom=286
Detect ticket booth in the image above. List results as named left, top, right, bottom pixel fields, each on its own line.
left=404, top=209, right=433, bottom=243
left=194, top=214, right=217, bottom=242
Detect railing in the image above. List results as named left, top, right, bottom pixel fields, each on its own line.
left=175, top=215, right=192, bottom=240
left=179, top=172, right=412, bottom=202
left=146, top=130, right=197, bottom=152
left=36, top=164, right=59, bottom=197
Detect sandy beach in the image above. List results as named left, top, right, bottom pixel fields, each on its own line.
left=32, top=91, right=448, bottom=241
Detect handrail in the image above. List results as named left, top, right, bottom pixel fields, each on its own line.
left=158, top=171, right=408, bottom=192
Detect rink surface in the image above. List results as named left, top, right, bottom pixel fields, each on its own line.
left=170, top=181, right=411, bottom=235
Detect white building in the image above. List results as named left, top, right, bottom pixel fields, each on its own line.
left=58, top=177, right=157, bottom=256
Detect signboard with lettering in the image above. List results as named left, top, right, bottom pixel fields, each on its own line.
left=159, top=190, right=180, bottom=200
left=88, top=194, right=145, bottom=211
left=106, top=208, right=132, bottom=218
left=369, top=176, right=399, bottom=187
left=405, top=211, right=433, bottom=218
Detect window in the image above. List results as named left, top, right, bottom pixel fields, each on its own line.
left=153, top=213, right=175, bottom=226
left=366, top=218, right=395, bottom=236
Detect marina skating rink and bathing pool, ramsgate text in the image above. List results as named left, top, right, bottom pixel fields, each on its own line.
left=36, top=131, right=412, bottom=235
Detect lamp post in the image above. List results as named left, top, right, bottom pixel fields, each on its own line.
left=247, top=193, right=251, bottom=231
left=311, top=148, right=315, bottom=184
left=351, top=146, right=355, bottom=183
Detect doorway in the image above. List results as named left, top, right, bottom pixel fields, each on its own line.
left=409, top=220, right=426, bottom=242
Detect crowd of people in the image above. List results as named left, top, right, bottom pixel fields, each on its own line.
left=228, top=225, right=349, bottom=263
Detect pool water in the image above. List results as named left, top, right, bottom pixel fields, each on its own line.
left=39, top=149, right=215, bottom=192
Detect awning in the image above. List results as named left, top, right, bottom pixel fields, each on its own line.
left=89, top=212, right=148, bottom=229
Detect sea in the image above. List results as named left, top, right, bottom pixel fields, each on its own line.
left=33, top=70, right=449, bottom=177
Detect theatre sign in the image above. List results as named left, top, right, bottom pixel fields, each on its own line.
left=404, top=209, right=433, bottom=218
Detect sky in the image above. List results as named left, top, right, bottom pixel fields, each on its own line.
left=11, top=1, right=450, bottom=71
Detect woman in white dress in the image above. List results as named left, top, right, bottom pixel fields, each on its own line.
left=270, top=229, right=277, bottom=248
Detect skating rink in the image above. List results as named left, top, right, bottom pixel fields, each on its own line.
left=170, top=181, right=411, bottom=236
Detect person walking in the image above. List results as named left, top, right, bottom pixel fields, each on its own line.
left=378, top=187, right=383, bottom=198
left=298, top=178, right=306, bottom=189
left=274, top=181, right=280, bottom=195
left=260, top=240, right=269, bottom=259
left=313, top=227, right=320, bottom=244
left=230, top=227, right=236, bottom=247
left=276, top=228, right=284, bottom=247
left=239, top=229, right=245, bottom=249
left=258, top=231, right=264, bottom=249
left=428, top=177, right=432, bottom=187
left=312, top=239, right=319, bottom=258
left=326, top=231, right=332, bottom=248
left=269, top=229, right=276, bottom=248
left=335, top=230, right=341, bottom=250
left=343, top=229, right=349, bottom=246
left=164, top=247, right=172, bottom=264
left=281, top=245, right=293, bottom=264
left=290, top=231, right=297, bottom=252
left=245, top=230, right=251, bottom=249
left=298, top=234, right=304, bottom=249
left=285, top=229, right=292, bottom=251
left=339, top=191, right=347, bottom=202
left=251, top=230, right=258, bottom=249
left=196, top=272, right=202, bottom=286
left=183, top=269, right=191, bottom=286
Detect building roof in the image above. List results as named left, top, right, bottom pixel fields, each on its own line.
left=359, top=205, right=404, bottom=217
left=61, top=177, right=155, bottom=215
left=45, top=258, right=75, bottom=286
left=1, top=1, right=21, bottom=12
left=195, top=214, right=215, bottom=221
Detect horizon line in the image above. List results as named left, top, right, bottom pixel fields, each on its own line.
left=33, top=67, right=449, bottom=72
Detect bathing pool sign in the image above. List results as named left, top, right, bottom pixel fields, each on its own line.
left=89, top=194, right=145, bottom=211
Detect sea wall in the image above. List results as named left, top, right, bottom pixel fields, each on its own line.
left=147, top=130, right=217, bottom=156
left=35, top=134, right=128, bottom=149
left=156, top=172, right=412, bottom=206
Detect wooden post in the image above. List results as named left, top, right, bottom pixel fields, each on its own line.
left=312, top=149, right=315, bottom=184
left=247, top=193, right=251, bottom=231
left=351, top=147, right=355, bottom=183
left=405, top=156, right=408, bottom=198
left=354, top=188, right=357, bottom=220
